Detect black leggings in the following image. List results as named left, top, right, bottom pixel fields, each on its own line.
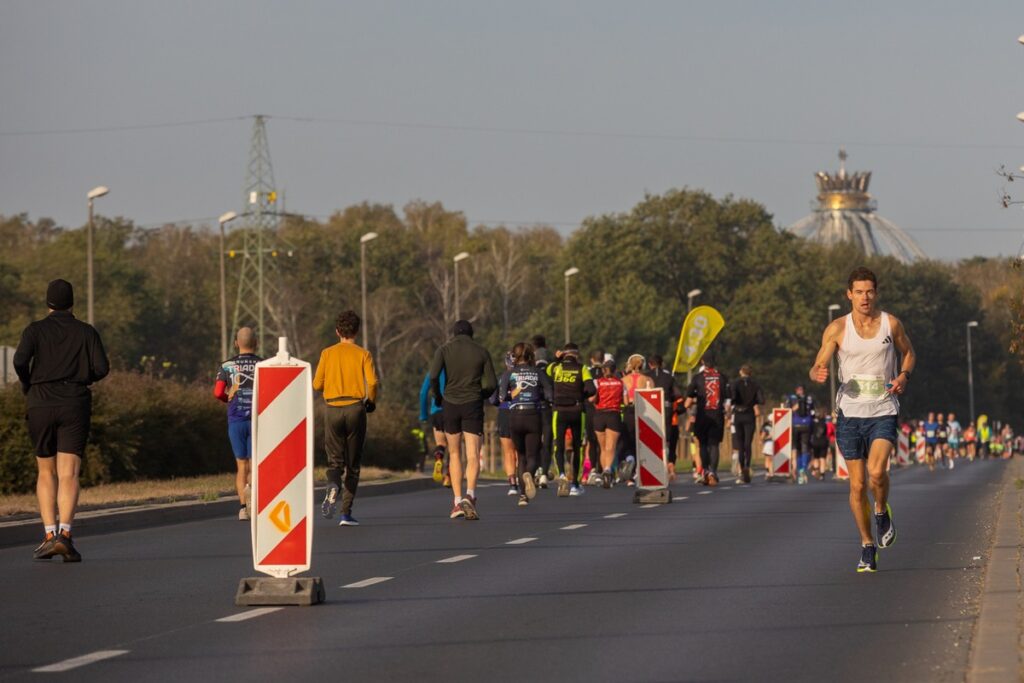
left=510, top=409, right=542, bottom=492
left=554, top=406, right=583, bottom=483
left=539, top=406, right=553, bottom=475
left=733, top=416, right=756, bottom=470
left=622, top=405, right=636, bottom=460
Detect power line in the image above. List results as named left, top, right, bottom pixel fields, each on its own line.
left=0, top=116, right=249, bottom=137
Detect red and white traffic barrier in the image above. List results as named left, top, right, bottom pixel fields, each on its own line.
left=915, top=436, right=926, bottom=464
left=835, top=447, right=849, bottom=480
left=634, top=387, right=671, bottom=503
left=771, top=408, right=792, bottom=477
left=897, top=432, right=911, bottom=467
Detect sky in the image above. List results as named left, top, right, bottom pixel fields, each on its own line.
left=2, top=0, right=1023, bottom=261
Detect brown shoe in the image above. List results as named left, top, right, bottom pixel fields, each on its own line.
left=707, top=473, right=719, bottom=487
left=54, top=532, right=82, bottom=563
left=33, top=533, right=60, bottom=561
left=741, top=467, right=751, bottom=484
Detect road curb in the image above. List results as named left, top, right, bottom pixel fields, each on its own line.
left=0, top=476, right=437, bottom=550
left=967, top=456, right=1023, bottom=683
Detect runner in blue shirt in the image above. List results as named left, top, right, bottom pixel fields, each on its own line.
left=214, top=327, right=262, bottom=520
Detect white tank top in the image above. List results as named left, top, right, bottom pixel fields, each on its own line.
left=836, top=312, right=899, bottom=418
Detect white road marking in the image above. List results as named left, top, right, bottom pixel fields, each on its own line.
left=561, top=524, right=587, bottom=530
left=698, top=491, right=713, bottom=495
left=33, top=650, right=130, bottom=672
left=216, top=608, right=283, bottom=622
left=721, top=486, right=733, bottom=490
left=437, top=554, right=476, bottom=563
left=604, top=513, right=628, bottom=519
left=640, top=503, right=659, bottom=508
left=343, top=576, right=393, bottom=588
left=676, top=496, right=689, bottom=500
left=506, top=537, right=538, bottom=545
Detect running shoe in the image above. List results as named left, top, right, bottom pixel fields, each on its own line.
left=857, top=544, right=878, bottom=573
left=238, top=507, right=250, bottom=521
left=539, top=473, right=549, bottom=489
left=459, top=498, right=479, bottom=520
left=875, top=503, right=896, bottom=548
left=619, top=457, right=636, bottom=482
left=321, top=483, right=339, bottom=519
left=707, top=472, right=719, bottom=487
left=507, top=483, right=520, bottom=496
left=569, top=484, right=583, bottom=496
left=601, top=470, right=612, bottom=489
left=53, top=532, right=81, bottom=563
left=339, top=514, right=360, bottom=526
left=557, top=475, right=570, bottom=497
left=33, top=533, right=59, bottom=561
left=522, top=472, right=537, bottom=500
left=517, top=494, right=529, bottom=507
left=740, top=467, right=751, bottom=484
left=450, top=502, right=465, bottom=519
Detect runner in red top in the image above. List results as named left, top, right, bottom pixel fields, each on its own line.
left=590, top=359, right=624, bottom=489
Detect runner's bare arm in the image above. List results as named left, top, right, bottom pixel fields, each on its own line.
left=809, top=318, right=842, bottom=383
left=885, top=315, right=916, bottom=396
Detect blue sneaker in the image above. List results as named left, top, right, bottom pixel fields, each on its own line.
left=857, top=544, right=878, bottom=573
left=875, top=503, right=896, bottom=548
left=321, top=483, right=339, bottom=519
left=338, top=514, right=359, bottom=527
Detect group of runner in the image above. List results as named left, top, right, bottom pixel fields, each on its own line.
left=911, top=413, right=1014, bottom=470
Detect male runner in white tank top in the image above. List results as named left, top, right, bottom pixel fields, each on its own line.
left=809, top=267, right=916, bottom=573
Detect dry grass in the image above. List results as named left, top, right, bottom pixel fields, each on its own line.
left=0, top=466, right=410, bottom=517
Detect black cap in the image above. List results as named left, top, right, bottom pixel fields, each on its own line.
left=452, top=319, right=473, bottom=337
left=602, top=358, right=616, bottom=369
left=46, top=279, right=74, bottom=311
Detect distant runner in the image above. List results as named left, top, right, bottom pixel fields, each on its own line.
left=214, top=327, right=262, bottom=520
left=728, top=364, right=763, bottom=484
left=810, top=267, right=916, bottom=573
left=685, top=353, right=728, bottom=487
left=591, top=359, right=624, bottom=489
left=499, top=342, right=553, bottom=507
left=419, top=368, right=448, bottom=484
left=547, top=343, right=593, bottom=497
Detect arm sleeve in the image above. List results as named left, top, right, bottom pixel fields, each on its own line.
left=12, top=326, right=34, bottom=393
left=541, top=371, right=554, bottom=404
left=498, top=370, right=510, bottom=403
left=89, top=330, right=110, bottom=383
left=312, top=350, right=326, bottom=392
left=213, top=380, right=229, bottom=402
left=364, top=351, right=379, bottom=403
left=480, top=352, right=498, bottom=399
left=419, top=375, right=431, bottom=421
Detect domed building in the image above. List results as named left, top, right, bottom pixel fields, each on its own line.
left=787, top=150, right=927, bottom=264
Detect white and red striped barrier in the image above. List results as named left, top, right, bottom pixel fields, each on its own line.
left=771, top=408, right=792, bottom=477
left=251, top=338, right=314, bottom=578
left=634, top=387, right=671, bottom=503
left=897, top=432, right=911, bottom=467
left=835, top=446, right=849, bottom=480
left=915, top=435, right=926, bottom=464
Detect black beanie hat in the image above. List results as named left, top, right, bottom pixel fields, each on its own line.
left=452, top=319, right=473, bottom=337
left=46, top=279, right=74, bottom=311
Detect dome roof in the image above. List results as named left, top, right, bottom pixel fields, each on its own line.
left=786, top=149, right=927, bottom=264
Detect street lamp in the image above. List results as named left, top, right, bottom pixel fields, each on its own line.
left=218, top=211, right=239, bottom=360
left=453, top=251, right=470, bottom=320
left=967, top=321, right=979, bottom=424
left=86, top=186, right=110, bottom=325
left=563, top=267, right=579, bottom=343
left=360, top=231, right=379, bottom=348
left=828, top=304, right=842, bottom=412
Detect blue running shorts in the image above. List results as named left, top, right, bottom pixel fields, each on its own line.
left=835, top=412, right=898, bottom=460
left=228, top=420, right=253, bottom=460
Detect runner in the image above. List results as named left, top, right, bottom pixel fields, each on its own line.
left=590, top=359, right=625, bottom=489
left=685, top=353, right=728, bottom=487
left=791, top=386, right=815, bottom=484
left=620, top=354, right=654, bottom=486
left=809, top=266, right=916, bottom=572
left=668, top=396, right=685, bottom=480
left=547, top=343, right=593, bottom=497
left=810, top=408, right=830, bottom=480
left=419, top=368, right=448, bottom=483
left=214, top=327, right=262, bottom=521
left=922, top=412, right=938, bottom=471
left=728, top=364, right=763, bottom=484
left=935, top=413, right=950, bottom=470
left=314, top=310, right=378, bottom=527
left=429, top=319, right=497, bottom=520
left=584, top=349, right=605, bottom=485
left=531, top=335, right=554, bottom=488
left=14, top=279, right=109, bottom=562
left=490, top=351, right=519, bottom=496
left=499, top=342, right=553, bottom=507
left=947, top=412, right=962, bottom=461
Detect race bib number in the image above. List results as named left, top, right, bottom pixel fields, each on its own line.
left=846, top=374, right=886, bottom=399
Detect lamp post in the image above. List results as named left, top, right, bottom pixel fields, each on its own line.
left=563, top=267, right=579, bottom=344
left=828, top=304, right=842, bottom=412
left=86, top=186, right=110, bottom=325
left=453, top=251, right=470, bottom=320
left=967, top=321, right=979, bottom=424
left=360, top=232, right=379, bottom=348
left=218, top=211, right=239, bottom=359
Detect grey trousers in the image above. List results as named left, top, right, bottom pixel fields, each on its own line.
left=324, top=403, right=367, bottom=515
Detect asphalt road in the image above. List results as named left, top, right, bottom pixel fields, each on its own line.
left=0, top=459, right=1008, bottom=682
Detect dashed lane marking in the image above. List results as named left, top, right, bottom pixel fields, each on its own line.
left=698, top=491, right=713, bottom=495
left=604, top=513, right=628, bottom=519
left=561, top=524, right=587, bottom=530
left=640, top=504, right=659, bottom=509
left=506, top=537, right=538, bottom=545
left=33, top=650, right=130, bottom=672
left=437, top=554, right=476, bottom=563
left=343, top=576, right=394, bottom=588
left=216, top=608, right=283, bottom=623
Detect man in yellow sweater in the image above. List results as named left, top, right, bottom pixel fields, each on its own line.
left=313, top=310, right=378, bottom=526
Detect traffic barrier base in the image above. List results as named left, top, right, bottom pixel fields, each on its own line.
left=633, top=487, right=672, bottom=504
left=235, top=577, right=325, bottom=606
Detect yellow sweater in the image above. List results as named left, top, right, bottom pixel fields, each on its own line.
left=312, top=340, right=378, bottom=406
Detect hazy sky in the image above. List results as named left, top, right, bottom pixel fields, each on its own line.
left=2, top=0, right=1023, bottom=261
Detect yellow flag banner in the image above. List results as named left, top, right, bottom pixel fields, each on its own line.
left=671, top=305, right=725, bottom=374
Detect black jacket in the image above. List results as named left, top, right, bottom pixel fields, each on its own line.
left=13, top=311, right=109, bottom=407
left=428, top=334, right=498, bottom=405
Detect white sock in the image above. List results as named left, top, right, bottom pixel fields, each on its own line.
left=466, top=489, right=475, bottom=499
left=44, top=525, right=56, bottom=536
left=454, top=496, right=462, bottom=505
left=59, top=523, right=71, bottom=535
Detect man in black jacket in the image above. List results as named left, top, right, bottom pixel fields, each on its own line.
left=728, top=365, right=764, bottom=484
left=429, top=320, right=497, bottom=520
left=14, top=279, right=109, bottom=562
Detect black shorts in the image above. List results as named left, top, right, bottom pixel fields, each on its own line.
left=592, top=410, right=623, bottom=433
left=27, top=404, right=91, bottom=457
left=429, top=411, right=445, bottom=432
left=497, top=408, right=511, bottom=439
left=443, top=400, right=484, bottom=435
left=694, top=417, right=724, bottom=444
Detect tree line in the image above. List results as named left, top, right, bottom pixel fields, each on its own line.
left=2, top=187, right=1022, bottom=426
